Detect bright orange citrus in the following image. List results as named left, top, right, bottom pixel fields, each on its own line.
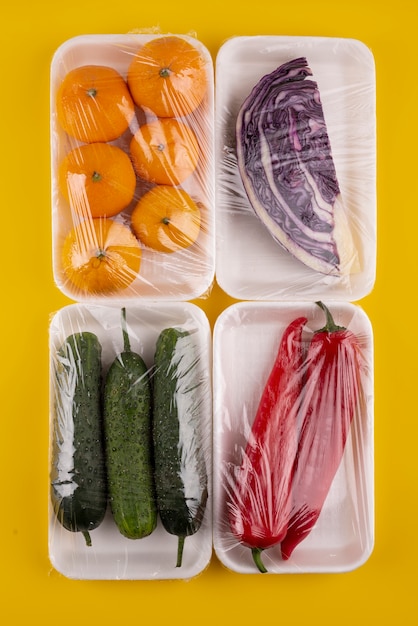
left=127, top=36, right=208, bottom=118
left=131, top=185, right=201, bottom=253
left=56, top=65, right=135, bottom=143
left=130, top=118, right=199, bottom=186
left=61, top=218, right=141, bottom=295
left=58, top=143, right=137, bottom=218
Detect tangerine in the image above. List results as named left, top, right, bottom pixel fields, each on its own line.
left=131, top=185, right=201, bottom=253
left=58, top=143, right=137, bottom=218
left=130, top=118, right=199, bottom=186
left=56, top=65, right=135, bottom=143
left=127, top=36, right=208, bottom=118
left=62, top=218, right=141, bottom=295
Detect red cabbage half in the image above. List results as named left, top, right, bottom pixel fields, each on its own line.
left=236, top=57, right=355, bottom=276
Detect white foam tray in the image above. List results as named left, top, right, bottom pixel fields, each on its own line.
left=48, top=302, right=212, bottom=580
left=213, top=301, right=374, bottom=574
left=215, top=36, right=376, bottom=301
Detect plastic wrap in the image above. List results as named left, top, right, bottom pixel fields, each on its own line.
left=48, top=302, right=212, bottom=580
left=213, top=301, right=374, bottom=574
left=215, top=36, right=376, bottom=301
left=50, top=34, right=215, bottom=302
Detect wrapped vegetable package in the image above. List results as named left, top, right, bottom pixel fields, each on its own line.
left=215, top=36, right=376, bottom=301
left=50, top=34, right=215, bottom=301
left=48, top=303, right=212, bottom=580
left=213, top=301, right=374, bottom=574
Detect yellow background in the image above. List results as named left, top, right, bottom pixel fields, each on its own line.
left=1, top=1, right=415, bottom=624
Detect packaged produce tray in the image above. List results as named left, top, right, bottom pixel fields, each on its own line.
left=215, top=36, right=376, bottom=301
left=50, top=34, right=215, bottom=302
left=213, top=301, right=374, bottom=574
left=48, top=302, right=212, bottom=580
left=47, top=33, right=376, bottom=580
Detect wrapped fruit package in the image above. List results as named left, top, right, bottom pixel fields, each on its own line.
left=51, top=34, right=215, bottom=301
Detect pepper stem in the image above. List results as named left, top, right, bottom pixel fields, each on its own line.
left=121, top=307, right=131, bottom=352
left=176, top=536, right=186, bottom=567
left=315, top=301, right=345, bottom=333
left=82, top=531, right=92, bottom=547
left=251, top=547, right=268, bottom=573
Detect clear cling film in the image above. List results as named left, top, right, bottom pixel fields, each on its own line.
left=50, top=34, right=215, bottom=302
left=48, top=302, right=212, bottom=580
left=213, top=301, right=374, bottom=574
left=215, top=36, right=376, bottom=302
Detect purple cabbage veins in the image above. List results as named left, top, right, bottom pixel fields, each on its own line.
left=236, top=57, right=354, bottom=276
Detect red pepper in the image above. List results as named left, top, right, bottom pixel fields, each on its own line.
left=281, top=301, right=363, bottom=560
left=228, top=316, right=307, bottom=573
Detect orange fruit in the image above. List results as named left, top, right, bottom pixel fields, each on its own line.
left=130, top=118, right=199, bottom=186
left=127, top=36, right=208, bottom=118
left=56, top=65, right=135, bottom=143
left=131, top=185, right=201, bottom=253
left=58, top=143, right=137, bottom=218
left=62, top=218, right=141, bottom=295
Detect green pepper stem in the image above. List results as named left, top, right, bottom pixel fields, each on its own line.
left=121, top=307, right=131, bottom=352
left=176, top=536, right=186, bottom=567
left=251, top=547, right=268, bottom=573
left=82, top=531, right=92, bottom=547
left=315, top=301, right=345, bottom=333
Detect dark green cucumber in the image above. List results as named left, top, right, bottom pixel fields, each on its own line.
left=50, top=332, right=107, bottom=546
left=153, top=327, right=208, bottom=567
left=103, top=308, right=157, bottom=539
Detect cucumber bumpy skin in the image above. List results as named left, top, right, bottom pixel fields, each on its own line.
left=103, top=308, right=157, bottom=540
left=50, top=332, right=107, bottom=547
left=153, top=327, right=208, bottom=567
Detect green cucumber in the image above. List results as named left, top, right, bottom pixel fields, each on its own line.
left=103, top=308, right=157, bottom=539
left=50, top=332, right=107, bottom=547
left=153, top=327, right=208, bottom=567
